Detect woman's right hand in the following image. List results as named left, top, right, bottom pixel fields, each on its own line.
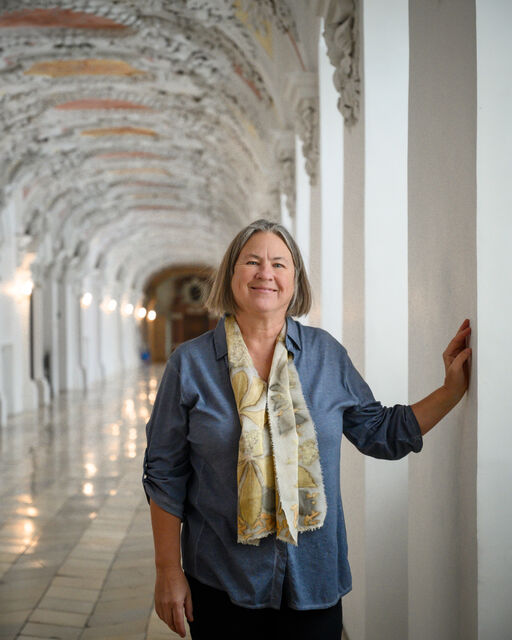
left=154, top=566, right=194, bottom=638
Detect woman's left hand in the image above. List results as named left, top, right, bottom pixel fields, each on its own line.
left=442, top=318, right=472, bottom=402
left=411, top=319, right=472, bottom=435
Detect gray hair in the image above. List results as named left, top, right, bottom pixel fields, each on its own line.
left=205, top=219, right=312, bottom=317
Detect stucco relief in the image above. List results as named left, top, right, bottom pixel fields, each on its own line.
left=323, top=0, right=360, bottom=126
left=296, top=97, right=319, bottom=185
left=0, top=0, right=316, bottom=285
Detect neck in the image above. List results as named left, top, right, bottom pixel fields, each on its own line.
left=233, top=311, right=286, bottom=344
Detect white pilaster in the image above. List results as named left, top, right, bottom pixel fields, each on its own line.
left=363, top=1, right=410, bottom=638
left=476, top=1, right=512, bottom=637
left=319, top=29, right=343, bottom=341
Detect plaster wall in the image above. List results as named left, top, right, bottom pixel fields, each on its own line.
left=475, top=1, right=512, bottom=636
left=339, top=37, right=366, bottom=640
left=408, top=1, right=477, bottom=639
left=295, top=133, right=311, bottom=324
left=319, top=32, right=343, bottom=343
left=362, top=2, right=410, bottom=638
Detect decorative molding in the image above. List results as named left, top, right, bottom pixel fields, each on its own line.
left=284, top=73, right=319, bottom=185
left=323, top=0, right=360, bottom=126
left=295, top=97, right=319, bottom=184
left=273, top=131, right=296, bottom=218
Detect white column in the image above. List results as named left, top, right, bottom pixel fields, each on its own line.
left=363, top=1, right=410, bottom=638
left=476, top=1, right=512, bottom=637
left=31, top=282, right=51, bottom=406
left=294, top=133, right=311, bottom=277
left=319, top=30, right=343, bottom=342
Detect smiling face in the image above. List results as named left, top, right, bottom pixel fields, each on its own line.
left=231, top=232, right=295, bottom=320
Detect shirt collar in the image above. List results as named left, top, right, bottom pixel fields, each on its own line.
left=213, top=314, right=302, bottom=360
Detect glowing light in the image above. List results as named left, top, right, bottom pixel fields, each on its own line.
left=122, top=399, right=136, bottom=421
left=24, top=521, right=35, bottom=535
left=22, top=519, right=35, bottom=545
left=147, top=309, right=156, bottom=321
left=149, top=378, right=158, bottom=389
left=16, top=505, right=39, bottom=517
left=139, top=406, right=149, bottom=420
left=21, top=280, right=34, bottom=296
left=89, top=512, right=97, bottom=520
left=122, top=303, right=134, bottom=316
left=110, top=422, right=120, bottom=435
left=126, top=442, right=137, bottom=459
left=109, top=489, right=118, bottom=496
left=84, top=462, right=97, bottom=478
left=129, top=428, right=137, bottom=440
left=109, top=454, right=118, bottom=462
left=80, top=292, right=93, bottom=308
left=7, top=278, right=34, bottom=298
left=148, top=391, right=156, bottom=404
left=83, top=482, right=94, bottom=496
left=101, top=297, right=117, bottom=313
left=137, top=306, right=147, bottom=319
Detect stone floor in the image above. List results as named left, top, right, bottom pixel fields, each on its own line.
left=0, top=365, right=348, bottom=640
left=0, top=365, right=188, bottom=640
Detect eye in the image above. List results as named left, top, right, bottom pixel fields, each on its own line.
left=274, top=263, right=285, bottom=268
left=247, top=260, right=259, bottom=265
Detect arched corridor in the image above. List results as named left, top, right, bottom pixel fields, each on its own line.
left=1, top=2, right=511, bottom=639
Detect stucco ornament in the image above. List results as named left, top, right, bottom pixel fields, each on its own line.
left=295, top=97, right=319, bottom=185
left=323, top=0, right=360, bottom=126
left=236, top=0, right=297, bottom=38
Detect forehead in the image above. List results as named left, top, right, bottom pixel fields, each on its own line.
left=239, top=232, right=292, bottom=257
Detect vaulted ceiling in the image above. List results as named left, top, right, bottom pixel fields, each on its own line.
left=0, top=1, right=319, bottom=294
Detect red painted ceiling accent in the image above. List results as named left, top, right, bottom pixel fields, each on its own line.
left=55, top=99, right=152, bottom=111
left=233, top=64, right=262, bottom=101
left=0, top=9, right=127, bottom=29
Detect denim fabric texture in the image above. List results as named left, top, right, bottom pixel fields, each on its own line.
left=143, top=315, right=423, bottom=610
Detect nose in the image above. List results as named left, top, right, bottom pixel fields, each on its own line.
left=256, top=260, right=273, bottom=279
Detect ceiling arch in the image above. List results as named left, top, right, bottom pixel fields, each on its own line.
left=0, top=1, right=315, bottom=297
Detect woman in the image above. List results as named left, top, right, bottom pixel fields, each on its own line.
left=143, top=219, right=471, bottom=640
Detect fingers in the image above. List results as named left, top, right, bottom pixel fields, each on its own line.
left=185, top=590, right=194, bottom=623
left=457, top=318, right=470, bottom=331
left=443, top=322, right=471, bottom=359
left=172, top=603, right=187, bottom=638
left=452, top=346, right=472, bottom=370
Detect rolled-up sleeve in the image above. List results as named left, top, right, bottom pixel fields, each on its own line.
left=142, top=359, right=191, bottom=519
left=341, top=355, right=423, bottom=460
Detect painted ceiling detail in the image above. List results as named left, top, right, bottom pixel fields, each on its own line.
left=0, top=0, right=347, bottom=296
left=0, top=8, right=128, bottom=30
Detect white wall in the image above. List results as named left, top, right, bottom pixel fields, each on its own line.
left=362, top=2, right=410, bottom=638
left=408, top=1, right=478, bottom=639
left=475, top=1, right=512, bottom=637
left=319, top=32, right=343, bottom=342
left=295, top=132, right=312, bottom=324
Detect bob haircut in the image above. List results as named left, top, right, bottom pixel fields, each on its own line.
left=205, top=218, right=312, bottom=317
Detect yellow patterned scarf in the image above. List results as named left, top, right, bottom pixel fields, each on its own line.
left=225, top=315, right=327, bottom=546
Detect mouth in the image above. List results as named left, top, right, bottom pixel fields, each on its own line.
left=250, top=286, right=277, bottom=293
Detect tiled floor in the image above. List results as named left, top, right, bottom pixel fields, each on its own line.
left=0, top=366, right=348, bottom=640
left=0, top=365, right=188, bottom=640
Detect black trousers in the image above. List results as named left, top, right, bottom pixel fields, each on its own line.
left=186, top=573, right=343, bottom=640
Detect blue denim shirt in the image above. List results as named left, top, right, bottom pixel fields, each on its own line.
left=143, top=316, right=423, bottom=610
